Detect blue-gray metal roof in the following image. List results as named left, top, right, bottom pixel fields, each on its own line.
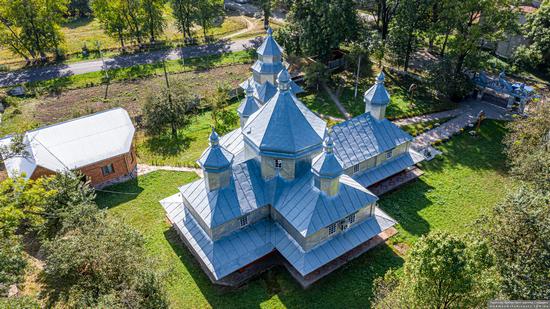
left=197, top=130, right=234, bottom=171
left=364, top=72, right=390, bottom=106
left=243, top=90, right=326, bottom=156
left=332, top=113, right=413, bottom=169
left=311, top=135, right=344, bottom=178
left=161, top=193, right=395, bottom=279
left=273, top=174, right=378, bottom=237
left=237, top=87, right=261, bottom=117
left=179, top=160, right=268, bottom=228
left=272, top=207, right=396, bottom=276
left=257, top=27, right=283, bottom=57
left=219, top=128, right=245, bottom=164
left=240, top=78, right=303, bottom=104
left=353, top=151, right=417, bottom=187
left=252, top=60, right=285, bottom=75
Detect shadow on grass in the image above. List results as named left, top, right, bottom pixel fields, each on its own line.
left=144, top=134, right=195, bottom=157
left=164, top=224, right=404, bottom=308
left=95, top=177, right=144, bottom=209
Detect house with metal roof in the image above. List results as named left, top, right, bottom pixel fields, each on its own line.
left=0, top=108, right=137, bottom=188
left=160, top=31, right=423, bottom=287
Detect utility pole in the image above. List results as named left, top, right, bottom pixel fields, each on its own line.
left=354, top=55, right=362, bottom=99
left=96, top=41, right=110, bottom=100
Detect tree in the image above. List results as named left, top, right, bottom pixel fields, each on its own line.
left=479, top=186, right=550, bottom=299
left=120, top=0, right=146, bottom=47
left=366, top=0, right=400, bottom=41
left=447, top=0, right=517, bottom=76
left=43, top=213, right=169, bottom=308
left=373, top=232, right=499, bottom=308
left=143, top=82, right=198, bottom=139
left=303, top=62, right=328, bottom=91
left=171, top=0, right=195, bottom=42
left=68, top=0, right=92, bottom=17
left=281, top=0, right=359, bottom=60
left=0, top=235, right=27, bottom=295
left=196, top=0, right=224, bottom=41
left=518, top=0, right=550, bottom=68
left=208, top=84, right=237, bottom=134
left=503, top=102, right=550, bottom=192
left=92, top=0, right=129, bottom=49
left=39, top=171, right=96, bottom=239
left=0, top=0, right=69, bottom=62
left=387, top=0, right=430, bottom=71
left=142, top=0, right=166, bottom=44
left=0, top=133, right=29, bottom=163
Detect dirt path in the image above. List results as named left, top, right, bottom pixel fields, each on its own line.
left=222, top=16, right=255, bottom=40
left=322, top=82, right=352, bottom=120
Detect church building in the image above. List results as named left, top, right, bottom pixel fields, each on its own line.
left=160, top=29, right=423, bottom=287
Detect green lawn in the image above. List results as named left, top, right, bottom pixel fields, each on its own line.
left=400, top=117, right=453, bottom=137
left=96, top=120, right=513, bottom=308
left=135, top=102, right=240, bottom=168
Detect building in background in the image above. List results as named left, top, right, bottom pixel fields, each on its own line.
left=0, top=108, right=137, bottom=188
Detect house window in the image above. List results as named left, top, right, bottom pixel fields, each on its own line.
left=101, top=164, right=115, bottom=176
left=328, top=223, right=337, bottom=235
left=347, top=213, right=356, bottom=224
left=274, top=159, right=283, bottom=169
left=240, top=215, right=249, bottom=227
left=353, top=164, right=360, bottom=173
left=385, top=150, right=393, bottom=159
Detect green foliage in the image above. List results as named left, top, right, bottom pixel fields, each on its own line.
left=143, top=81, right=198, bottom=139
left=171, top=0, right=195, bottom=40
left=196, top=0, right=224, bottom=41
left=503, top=102, right=550, bottom=192
left=142, top=0, right=167, bottom=43
left=387, top=0, right=431, bottom=71
left=0, top=235, right=27, bottom=293
left=0, top=133, right=29, bottom=163
left=0, top=0, right=69, bottom=61
left=303, top=62, right=329, bottom=90
left=43, top=214, right=169, bottom=308
left=281, top=0, right=359, bottom=60
left=208, top=84, right=238, bottom=134
left=0, top=176, right=54, bottom=238
left=68, top=0, right=92, bottom=17
left=373, top=232, right=499, bottom=308
left=91, top=0, right=129, bottom=48
left=480, top=186, right=550, bottom=299
left=39, top=171, right=96, bottom=239
left=521, top=0, right=550, bottom=68
left=427, top=57, right=474, bottom=101
left=0, top=296, right=40, bottom=308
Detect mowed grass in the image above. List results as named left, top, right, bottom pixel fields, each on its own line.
left=96, top=119, right=513, bottom=308
left=135, top=102, right=240, bottom=167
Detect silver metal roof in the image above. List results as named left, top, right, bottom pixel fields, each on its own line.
left=197, top=129, right=234, bottom=171
left=311, top=135, right=344, bottom=179
left=256, top=27, right=283, bottom=57
left=237, top=84, right=261, bottom=117
left=331, top=113, right=412, bottom=169
left=364, top=72, right=390, bottom=106
left=161, top=194, right=395, bottom=279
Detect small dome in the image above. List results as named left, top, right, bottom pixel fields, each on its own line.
left=277, top=69, right=291, bottom=91
left=364, top=71, right=390, bottom=106
left=266, top=27, right=273, bottom=36
left=376, top=71, right=385, bottom=83
left=312, top=135, right=343, bottom=179
left=198, top=128, right=234, bottom=171
left=238, top=84, right=261, bottom=118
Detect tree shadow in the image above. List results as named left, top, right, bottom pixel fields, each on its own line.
left=95, top=177, right=144, bottom=210
left=378, top=178, right=433, bottom=238
left=63, top=16, right=94, bottom=29
left=144, top=134, right=194, bottom=157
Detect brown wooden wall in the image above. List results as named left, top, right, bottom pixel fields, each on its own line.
left=30, top=147, right=137, bottom=187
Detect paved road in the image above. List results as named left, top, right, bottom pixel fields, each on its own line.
left=0, top=37, right=260, bottom=87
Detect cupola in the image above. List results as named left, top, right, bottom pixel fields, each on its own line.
left=237, top=83, right=261, bottom=127
left=312, top=134, right=344, bottom=196
left=197, top=128, right=234, bottom=191
left=364, top=71, right=390, bottom=120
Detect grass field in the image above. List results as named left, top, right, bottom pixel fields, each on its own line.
left=96, top=120, right=513, bottom=308
left=0, top=13, right=248, bottom=68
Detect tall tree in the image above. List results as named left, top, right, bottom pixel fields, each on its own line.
left=282, top=0, right=359, bottom=60
left=503, top=102, right=550, bottom=192
left=92, top=0, right=129, bottom=49
left=171, top=0, right=195, bottom=42
left=448, top=0, right=517, bottom=76
left=479, top=186, right=550, bottom=299
left=196, top=0, right=224, bottom=41
left=387, top=0, right=430, bottom=71
left=0, top=0, right=68, bottom=62
left=517, top=0, right=550, bottom=67
left=373, top=232, right=499, bottom=308
left=120, top=0, right=146, bottom=47
left=366, top=0, right=400, bottom=41
left=142, top=0, right=165, bottom=44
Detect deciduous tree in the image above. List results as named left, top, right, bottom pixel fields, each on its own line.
left=171, top=0, right=195, bottom=42
left=142, top=0, right=166, bottom=44
left=196, top=0, right=224, bottom=41
left=517, top=0, right=550, bottom=68
left=92, top=0, right=129, bottom=49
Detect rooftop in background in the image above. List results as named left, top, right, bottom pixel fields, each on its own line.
left=0, top=108, right=135, bottom=178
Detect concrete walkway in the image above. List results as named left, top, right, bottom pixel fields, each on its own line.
left=410, top=100, right=511, bottom=151
left=137, top=164, right=203, bottom=177
left=393, top=108, right=464, bottom=126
